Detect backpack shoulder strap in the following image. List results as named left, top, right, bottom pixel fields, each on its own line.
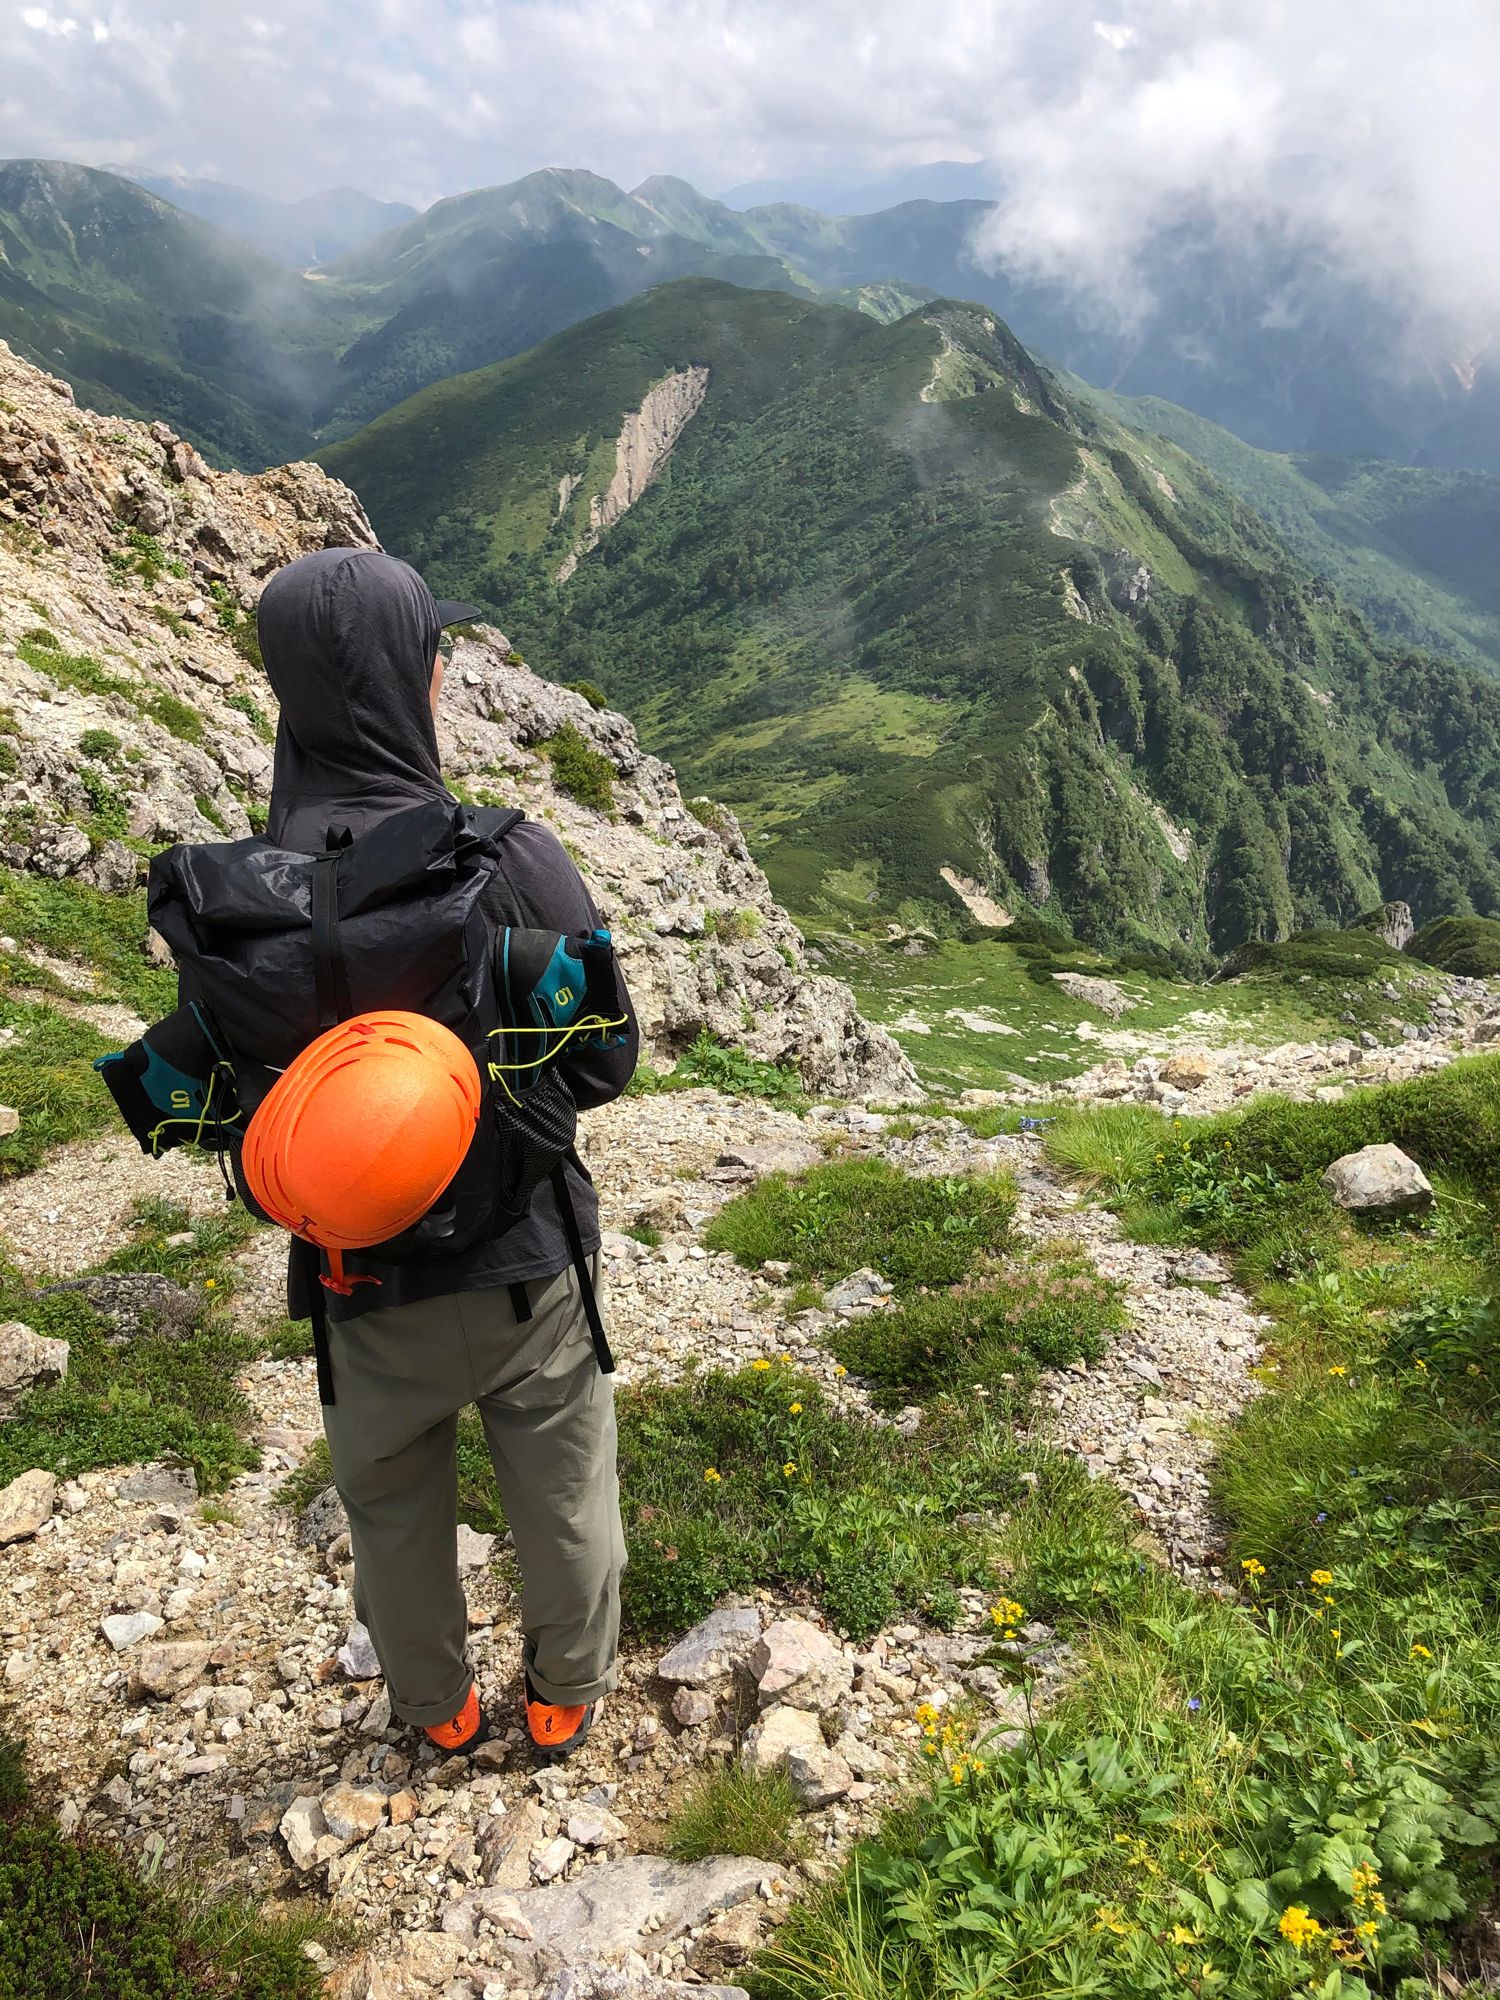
left=465, top=805, right=526, bottom=843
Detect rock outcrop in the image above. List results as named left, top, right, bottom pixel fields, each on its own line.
left=0, top=341, right=917, bottom=1100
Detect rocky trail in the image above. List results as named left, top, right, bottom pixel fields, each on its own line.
left=0, top=1079, right=1274, bottom=2000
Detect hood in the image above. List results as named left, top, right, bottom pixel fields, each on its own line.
left=260, top=547, right=451, bottom=850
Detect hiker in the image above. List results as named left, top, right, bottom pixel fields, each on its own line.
left=264, top=549, right=637, bottom=1759
left=104, top=548, right=638, bottom=1762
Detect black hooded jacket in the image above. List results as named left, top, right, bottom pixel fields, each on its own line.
left=257, top=547, right=638, bottom=1319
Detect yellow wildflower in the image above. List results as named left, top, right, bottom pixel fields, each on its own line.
left=779, top=1351, right=792, bottom=1363
left=1278, top=1906, right=1323, bottom=1950
left=1092, top=1905, right=1130, bottom=1936
left=1355, top=1920, right=1380, bottom=1941
left=1349, top=1864, right=1380, bottom=1900
left=1414, top=1357, right=1428, bottom=1371
left=1411, top=1642, right=1432, bottom=1659
left=751, top=1358, right=772, bottom=1371
left=703, top=1467, right=722, bottom=1484
left=1328, top=1364, right=1347, bottom=1377
left=833, top=1364, right=848, bottom=1377
left=204, top=1278, right=217, bottom=1290
left=1170, top=1925, right=1199, bottom=1946
left=782, top=1461, right=797, bottom=1478
left=1310, top=1569, right=1333, bottom=1586
left=788, top=1401, right=803, bottom=1415
left=1241, top=1557, right=1267, bottom=1578
left=1331, top=1628, right=1342, bottom=1640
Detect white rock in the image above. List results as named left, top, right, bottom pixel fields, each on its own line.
left=0, top=1468, right=57, bottom=1543
left=0, top=1321, right=69, bottom=1414
left=337, top=1619, right=381, bottom=1679
left=1321, top=1144, right=1434, bottom=1217
left=656, top=1606, right=761, bottom=1685
left=751, top=1619, right=853, bottom=1711
left=100, top=1611, right=163, bottom=1652
left=532, top=1835, right=576, bottom=1881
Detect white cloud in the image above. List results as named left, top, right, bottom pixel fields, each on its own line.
left=0, top=0, right=1492, bottom=357
left=20, top=5, right=80, bottom=35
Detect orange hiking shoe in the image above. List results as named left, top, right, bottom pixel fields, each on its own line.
left=423, top=1685, right=485, bottom=1754
left=525, top=1673, right=594, bottom=1763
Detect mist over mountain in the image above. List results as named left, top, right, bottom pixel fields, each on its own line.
left=322, top=278, right=1500, bottom=961
left=118, top=171, right=418, bottom=268
left=719, top=161, right=1002, bottom=213
left=4, top=155, right=1495, bottom=480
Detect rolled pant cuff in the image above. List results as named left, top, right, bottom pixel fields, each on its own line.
left=525, top=1658, right=619, bottom=1707
left=389, top=1670, right=474, bottom=1730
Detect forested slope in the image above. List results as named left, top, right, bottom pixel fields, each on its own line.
left=325, top=280, right=1500, bottom=966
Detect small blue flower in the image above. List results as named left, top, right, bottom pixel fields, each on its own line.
left=1314, top=1512, right=1328, bottom=1524
left=1187, top=1697, right=1202, bottom=1713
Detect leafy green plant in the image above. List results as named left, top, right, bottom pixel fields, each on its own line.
left=225, top=690, right=273, bottom=742
left=78, top=727, right=122, bottom=761
left=564, top=677, right=608, bottom=709
left=540, top=722, right=616, bottom=813
left=673, top=1030, right=804, bottom=1108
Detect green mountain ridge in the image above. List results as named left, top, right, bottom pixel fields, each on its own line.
left=1085, top=386, right=1500, bottom=675
left=322, top=279, right=1500, bottom=966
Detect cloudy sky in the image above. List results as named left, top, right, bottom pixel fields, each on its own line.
left=5, top=0, right=1498, bottom=342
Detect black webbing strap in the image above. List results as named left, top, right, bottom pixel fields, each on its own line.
left=551, top=1164, right=615, bottom=1375
left=509, top=1282, right=533, bottom=1324
left=309, top=851, right=352, bottom=1031
left=291, top=1237, right=337, bottom=1407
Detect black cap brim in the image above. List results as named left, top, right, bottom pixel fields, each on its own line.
left=434, top=598, right=485, bottom=628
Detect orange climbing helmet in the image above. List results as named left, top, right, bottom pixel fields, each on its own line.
left=242, top=1010, right=482, bottom=1293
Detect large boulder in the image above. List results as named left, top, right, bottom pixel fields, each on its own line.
left=656, top=1607, right=761, bottom=1686
left=0, top=1468, right=56, bottom=1543
left=1161, top=1049, right=1217, bottom=1091
left=1052, top=972, right=1131, bottom=1019
left=0, top=1321, right=68, bottom=1415
left=1321, top=1144, right=1434, bottom=1218
left=750, top=1619, right=853, bottom=1712
left=441, top=1855, right=770, bottom=1969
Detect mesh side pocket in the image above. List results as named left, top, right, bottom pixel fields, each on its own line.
left=493, top=1069, right=578, bottom=1217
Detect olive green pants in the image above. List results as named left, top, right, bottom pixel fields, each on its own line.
left=320, top=1258, right=624, bottom=1727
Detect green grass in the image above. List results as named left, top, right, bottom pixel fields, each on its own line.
left=1407, top=914, right=1500, bottom=977
left=0, top=866, right=176, bottom=1018
left=0, top=999, right=116, bottom=1178
left=614, top=1365, right=1026, bottom=1640
left=0, top=1731, right=324, bottom=2000
left=668, top=1763, right=807, bottom=1869
left=704, top=1158, right=1016, bottom=1292
left=16, top=631, right=132, bottom=700
left=1044, top=1104, right=1168, bottom=1200
left=283, top=1363, right=1030, bottom=1643
left=823, top=928, right=1421, bottom=1099
left=752, top=1056, right=1500, bottom=2000
left=0, top=1201, right=263, bottom=1491
left=830, top=1252, right=1124, bottom=1411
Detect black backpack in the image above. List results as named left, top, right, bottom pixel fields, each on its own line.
left=100, top=797, right=626, bottom=1400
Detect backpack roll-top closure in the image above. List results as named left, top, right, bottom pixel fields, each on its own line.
left=147, top=799, right=500, bottom=1078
